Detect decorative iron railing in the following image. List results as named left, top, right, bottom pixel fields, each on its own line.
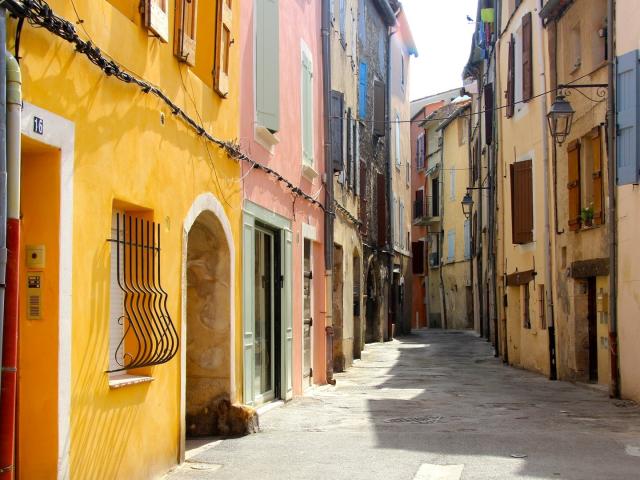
left=107, top=213, right=179, bottom=373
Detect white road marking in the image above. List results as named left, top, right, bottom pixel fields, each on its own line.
left=413, top=463, right=465, bottom=480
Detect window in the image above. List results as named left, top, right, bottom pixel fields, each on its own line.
left=416, top=132, right=426, bottom=170
left=395, top=113, right=401, bottom=168
left=301, top=45, right=314, bottom=166
left=145, top=0, right=169, bottom=42
left=339, top=0, right=346, bottom=48
left=412, top=241, right=425, bottom=274
left=464, top=219, right=471, bottom=260
left=108, top=211, right=179, bottom=375
left=330, top=90, right=344, bottom=173
left=399, top=200, right=405, bottom=249
left=510, top=159, right=534, bottom=244
left=568, top=129, right=605, bottom=230
left=522, top=12, right=533, bottom=101
left=358, top=62, right=368, bottom=118
left=355, top=121, right=360, bottom=194
left=449, top=169, right=456, bottom=201
left=377, top=173, right=387, bottom=246
left=447, top=229, right=456, bottom=262
left=616, top=49, right=640, bottom=185
left=458, top=117, right=468, bottom=146
left=174, top=0, right=197, bottom=66
left=522, top=283, right=531, bottom=329
left=506, top=12, right=533, bottom=117
left=214, top=0, right=233, bottom=96
left=569, top=22, right=582, bottom=73
left=538, top=284, right=546, bottom=329
left=406, top=151, right=411, bottom=186
left=256, top=0, right=280, bottom=133
left=373, top=80, right=386, bottom=137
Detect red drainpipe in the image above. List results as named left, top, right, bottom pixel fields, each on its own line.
left=0, top=50, right=22, bottom=480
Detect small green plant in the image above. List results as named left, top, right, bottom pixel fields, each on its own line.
left=580, top=205, right=594, bottom=226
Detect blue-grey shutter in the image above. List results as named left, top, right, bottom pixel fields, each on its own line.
left=256, top=0, right=280, bottom=132
left=464, top=219, right=471, bottom=259
left=448, top=230, right=455, bottom=261
left=330, top=90, right=344, bottom=172
left=358, top=62, right=368, bottom=118
left=617, top=49, right=640, bottom=185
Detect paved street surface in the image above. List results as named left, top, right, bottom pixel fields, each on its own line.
left=167, top=330, right=640, bottom=480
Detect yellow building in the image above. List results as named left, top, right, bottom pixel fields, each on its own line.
left=7, top=0, right=242, bottom=478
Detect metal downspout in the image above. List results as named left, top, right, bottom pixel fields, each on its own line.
left=321, top=0, right=335, bottom=385
left=606, top=0, right=619, bottom=399
left=438, top=138, right=447, bottom=330
left=386, top=26, right=395, bottom=340
left=0, top=48, right=21, bottom=480
left=535, top=11, right=557, bottom=380
left=0, top=7, right=7, bottom=401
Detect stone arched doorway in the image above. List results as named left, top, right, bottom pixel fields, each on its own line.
left=365, top=261, right=378, bottom=344
left=180, top=194, right=235, bottom=459
left=352, top=250, right=362, bottom=359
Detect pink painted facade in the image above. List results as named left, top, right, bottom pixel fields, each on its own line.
left=240, top=0, right=327, bottom=399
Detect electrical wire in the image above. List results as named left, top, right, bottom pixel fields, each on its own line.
left=7, top=0, right=327, bottom=212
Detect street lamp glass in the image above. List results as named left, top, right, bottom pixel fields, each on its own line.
left=461, top=192, right=473, bottom=219
left=547, top=94, right=575, bottom=145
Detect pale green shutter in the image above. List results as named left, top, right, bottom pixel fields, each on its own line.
left=282, top=230, right=293, bottom=399
left=242, top=213, right=256, bottom=404
left=302, top=53, right=313, bottom=165
left=256, top=0, right=280, bottom=132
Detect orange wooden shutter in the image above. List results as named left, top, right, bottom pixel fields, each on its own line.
left=567, top=140, right=581, bottom=231
left=214, top=0, right=233, bottom=97
left=174, top=0, right=197, bottom=66
left=145, top=0, right=169, bottom=43
left=522, top=12, right=533, bottom=102
left=590, top=128, right=603, bottom=225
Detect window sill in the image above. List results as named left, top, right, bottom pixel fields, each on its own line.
left=579, top=223, right=603, bottom=231
left=302, top=163, right=319, bottom=182
left=108, top=374, right=154, bottom=389
left=255, top=125, right=280, bottom=154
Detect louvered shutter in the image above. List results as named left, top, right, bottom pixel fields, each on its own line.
left=464, top=219, right=471, bottom=259
left=330, top=90, right=344, bottom=172
left=567, top=141, right=581, bottom=231
left=616, top=49, right=639, bottom=185
left=484, top=83, right=494, bottom=145
left=373, top=80, right=386, bottom=137
left=346, top=109, right=352, bottom=185
left=377, top=173, right=386, bottom=246
left=214, top=0, right=233, bottom=96
left=302, top=52, right=313, bottom=165
left=358, top=62, right=368, bottom=118
left=590, top=128, right=604, bottom=224
left=145, top=0, right=169, bottom=42
left=522, top=12, right=533, bottom=102
left=355, top=122, right=361, bottom=194
left=511, top=160, right=533, bottom=244
left=174, top=0, right=197, bottom=65
left=359, top=162, right=367, bottom=232
left=256, top=0, right=280, bottom=132
left=506, top=35, right=515, bottom=118
left=412, top=241, right=425, bottom=274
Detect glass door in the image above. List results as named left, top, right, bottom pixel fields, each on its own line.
left=254, top=227, right=275, bottom=403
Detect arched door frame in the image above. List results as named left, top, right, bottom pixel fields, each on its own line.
left=179, top=193, right=236, bottom=462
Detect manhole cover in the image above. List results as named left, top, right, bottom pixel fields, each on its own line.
left=384, top=415, right=443, bottom=424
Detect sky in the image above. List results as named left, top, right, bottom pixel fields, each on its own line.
left=402, top=0, right=478, bottom=101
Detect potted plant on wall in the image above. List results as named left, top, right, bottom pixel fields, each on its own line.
left=581, top=204, right=594, bottom=228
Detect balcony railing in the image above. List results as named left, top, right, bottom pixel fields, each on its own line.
left=413, top=194, right=440, bottom=226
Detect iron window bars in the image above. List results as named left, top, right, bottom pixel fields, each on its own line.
left=107, top=213, right=179, bottom=373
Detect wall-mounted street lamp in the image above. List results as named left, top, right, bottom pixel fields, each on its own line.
left=547, top=84, right=608, bottom=145
left=461, top=192, right=474, bottom=219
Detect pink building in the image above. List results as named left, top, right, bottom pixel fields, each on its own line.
left=239, top=0, right=327, bottom=404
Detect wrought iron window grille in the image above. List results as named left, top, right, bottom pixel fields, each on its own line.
left=106, top=213, right=179, bottom=373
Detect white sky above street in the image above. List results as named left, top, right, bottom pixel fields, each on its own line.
left=403, top=0, right=478, bottom=100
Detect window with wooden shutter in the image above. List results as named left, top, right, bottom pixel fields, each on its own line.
left=590, top=128, right=604, bottom=225
left=522, top=12, right=533, bottom=102
left=464, top=219, right=471, bottom=260
left=355, top=122, right=360, bottom=194
left=256, top=0, right=280, bottom=132
left=506, top=35, right=515, bottom=118
left=330, top=90, right=344, bottom=172
left=412, top=241, right=425, bottom=275
left=567, top=141, right=581, bottom=231
left=301, top=48, right=314, bottom=166
left=616, top=49, right=639, bottom=185
left=373, top=80, right=386, bottom=137
left=484, top=83, right=494, bottom=144
left=359, top=162, right=367, bottom=231
left=145, top=0, right=169, bottom=42
left=447, top=230, right=455, bottom=262
left=174, top=0, right=197, bottom=66
left=510, top=159, right=533, bottom=244
left=346, top=109, right=352, bottom=186
left=377, top=173, right=386, bottom=246
left=214, top=0, right=233, bottom=96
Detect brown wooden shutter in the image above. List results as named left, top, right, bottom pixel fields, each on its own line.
left=590, top=128, right=604, bottom=225
left=373, top=80, right=386, bottom=137
left=484, top=83, right=494, bottom=145
left=522, top=12, right=533, bottom=102
left=146, top=0, right=169, bottom=42
left=510, top=160, right=533, bottom=244
left=330, top=90, right=344, bottom=172
left=567, top=140, right=581, bottom=231
left=412, top=241, right=425, bottom=274
left=174, top=0, right=198, bottom=66
left=506, top=35, right=515, bottom=118
left=377, top=172, right=386, bottom=246
left=214, top=0, right=233, bottom=96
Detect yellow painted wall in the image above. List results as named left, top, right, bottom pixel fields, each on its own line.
left=18, top=139, right=60, bottom=480
left=10, top=0, right=242, bottom=477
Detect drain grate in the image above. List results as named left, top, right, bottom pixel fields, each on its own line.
left=384, top=415, right=443, bottom=424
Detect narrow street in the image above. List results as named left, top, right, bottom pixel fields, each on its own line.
left=168, top=330, right=640, bottom=480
